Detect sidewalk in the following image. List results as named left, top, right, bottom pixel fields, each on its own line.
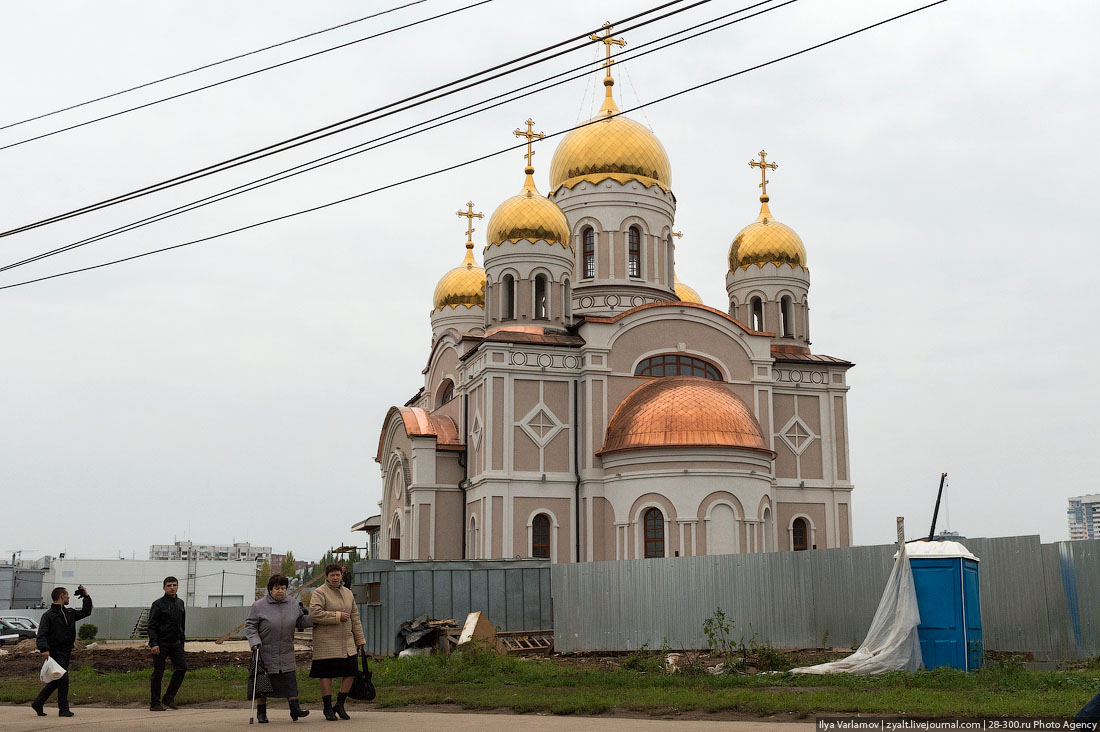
left=0, top=706, right=814, bottom=731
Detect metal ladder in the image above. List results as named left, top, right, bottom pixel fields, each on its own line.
left=130, top=608, right=149, bottom=639
left=185, top=554, right=197, bottom=607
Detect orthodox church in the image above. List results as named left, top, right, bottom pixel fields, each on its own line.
left=375, top=27, right=854, bottom=563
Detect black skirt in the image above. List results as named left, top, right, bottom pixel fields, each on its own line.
left=247, top=670, right=299, bottom=699
left=309, top=654, right=358, bottom=678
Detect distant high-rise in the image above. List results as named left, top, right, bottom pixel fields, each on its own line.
left=149, top=541, right=270, bottom=570
left=1067, top=495, right=1100, bottom=540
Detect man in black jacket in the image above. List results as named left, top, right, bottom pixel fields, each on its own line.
left=32, top=584, right=92, bottom=717
left=148, top=576, right=187, bottom=711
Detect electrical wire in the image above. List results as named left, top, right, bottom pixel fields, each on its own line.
left=0, top=0, right=494, bottom=152
left=0, top=0, right=428, bottom=131
left=0, top=0, right=951, bottom=292
left=0, top=0, right=709, bottom=238
left=0, top=0, right=793, bottom=274
left=71, top=572, right=256, bottom=588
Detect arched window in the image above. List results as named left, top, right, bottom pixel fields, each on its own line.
left=502, top=274, right=515, bottom=319
left=532, top=514, right=551, bottom=559
left=635, top=354, right=721, bottom=380
left=390, top=516, right=402, bottom=559
left=761, top=506, right=772, bottom=553
left=582, top=227, right=595, bottom=278
left=628, top=226, right=641, bottom=277
left=534, top=274, right=548, bottom=319
left=644, top=508, right=665, bottom=558
left=792, top=517, right=809, bottom=551
left=666, top=234, right=674, bottom=285
left=563, top=279, right=572, bottom=319
left=780, top=296, right=794, bottom=337
left=468, top=516, right=479, bottom=559
left=751, top=297, right=764, bottom=331
left=437, top=379, right=455, bottom=407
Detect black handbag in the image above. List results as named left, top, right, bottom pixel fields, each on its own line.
left=247, top=654, right=274, bottom=699
left=348, top=650, right=376, bottom=701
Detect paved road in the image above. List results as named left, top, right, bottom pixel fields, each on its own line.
left=0, top=706, right=814, bottom=731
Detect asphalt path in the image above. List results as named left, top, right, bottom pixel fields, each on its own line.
left=0, top=706, right=814, bottom=731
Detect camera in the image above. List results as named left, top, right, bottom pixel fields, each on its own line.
left=74, top=586, right=86, bottom=598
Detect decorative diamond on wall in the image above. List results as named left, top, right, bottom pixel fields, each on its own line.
left=779, top=415, right=816, bottom=455
left=470, top=412, right=484, bottom=451
left=520, top=404, right=564, bottom=447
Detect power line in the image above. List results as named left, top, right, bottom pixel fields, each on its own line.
left=0, top=0, right=795, bottom=273
left=0, top=0, right=951, bottom=293
left=0, top=0, right=708, bottom=238
left=0, top=0, right=428, bottom=131
left=0, top=0, right=494, bottom=152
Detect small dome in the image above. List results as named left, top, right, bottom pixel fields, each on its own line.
left=674, top=277, right=702, bottom=304
left=486, top=170, right=570, bottom=248
left=599, top=376, right=769, bottom=455
left=549, top=81, right=671, bottom=193
left=728, top=196, right=807, bottom=271
left=433, top=244, right=485, bottom=311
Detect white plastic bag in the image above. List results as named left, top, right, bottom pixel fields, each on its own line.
left=40, top=656, right=66, bottom=683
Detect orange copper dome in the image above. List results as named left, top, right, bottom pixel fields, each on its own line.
left=599, top=376, right=770, bottom=455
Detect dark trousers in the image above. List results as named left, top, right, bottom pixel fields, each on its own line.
left=1077, top=690, right=1100, bottom=731
left=150, top=642, right=188, bottom=703
left=33, top=649, right=71, bottom=711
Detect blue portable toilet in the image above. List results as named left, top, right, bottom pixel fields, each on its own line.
left=905, top=540, right=982, bottom=670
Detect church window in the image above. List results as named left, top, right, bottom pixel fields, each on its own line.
left=564, top=279, right=571, bottom=319
left=437, top=379, right=455, bottom=407
left=751, top=297, right=764, bottom=331
left=644, top=508, right=665, bottom=558
left=582, top=228, right=595, bottom=278
left=780, top=296, right=794, bottom=337
left=635, top=354, right=721, bottom=380
left=628, top=226, right=641, bottom=277
left=390, top=516, right=402, bottom=560
left=532, top=513, right=551, bottom=559
left=534, top=274, right=548, bottom=319
left=468, top=516, right=479, bottom=559
left=792, top=517, right=808, bottom=551
left=502, top=275, right=515, bottom=319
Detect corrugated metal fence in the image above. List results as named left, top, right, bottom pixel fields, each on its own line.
left=551, top=536, right=1100, bottom=659
left=353, top=559, right=551, bottom=656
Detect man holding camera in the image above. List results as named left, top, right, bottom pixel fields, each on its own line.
left=32, top=584, right=93, bottom=717
left=148, top=576, right=187, bottom=711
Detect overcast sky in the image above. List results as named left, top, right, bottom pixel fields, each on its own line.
left=2, top=0, right=1097, bottom=563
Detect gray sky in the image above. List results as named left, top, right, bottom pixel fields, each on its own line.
left=2, top=0, right=1097, bottom=562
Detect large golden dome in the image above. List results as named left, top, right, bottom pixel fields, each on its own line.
left=598, top=377, right=770, bottom=455
left=433, top=243, right=485, bottom=311
left=549, top=81, right=671, bottom=193
left=674, top=277, right=702, bottom=304
left=486, top=169, right=570, bottom=248
left=728, top=195, right=807, bottom=271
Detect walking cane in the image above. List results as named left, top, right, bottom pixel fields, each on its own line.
left=248, top=646, right=260, bottom=724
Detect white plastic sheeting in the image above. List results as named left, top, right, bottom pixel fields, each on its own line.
left=792, top=542, right=923, bottom=674
left=897, top=540, right=978, bottom=561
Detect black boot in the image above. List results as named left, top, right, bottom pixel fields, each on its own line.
left=256, top=704, right=268, bottom=724
left=335, top=692, right=350, bottom=720
left=289, top=698, right=309, bottom=720
left=322, top=695, right=338, bottom=722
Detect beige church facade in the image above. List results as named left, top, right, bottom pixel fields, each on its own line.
left=376, top=33, right=854, bottom=563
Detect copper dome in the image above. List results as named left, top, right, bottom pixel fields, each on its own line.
left=599, top=377, right=770, bottom=455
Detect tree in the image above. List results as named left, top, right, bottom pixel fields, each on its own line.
left=279, top=551, right=296, bottom=578
left=257, top=560, right=271, bottom=589
left=314, top=550, right=336, bottom=577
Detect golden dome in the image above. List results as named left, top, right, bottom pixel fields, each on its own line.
left=549, top=80, right=671, bottom=193
left=728, top=196, right=807, bottom=270
left=599, top=376, right=770, bottom=455
left=433, top=243, right=485, bottom=311
left=486, top=169, right=570, bottom=248
left=674, top=277, right=703, bottom=304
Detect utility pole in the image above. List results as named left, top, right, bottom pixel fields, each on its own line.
left=219, top=569, right=225, bottom=608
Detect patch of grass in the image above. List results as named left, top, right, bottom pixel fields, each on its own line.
left=2, top=652, right=1097, bottom=718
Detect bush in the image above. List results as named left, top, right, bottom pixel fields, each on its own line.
left=78, top=624, right=97, bottom=641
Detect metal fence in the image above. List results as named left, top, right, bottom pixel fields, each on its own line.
left=353, top=559, right=552, bottom=656
left=551, top=536, right=1100, bottom=659
left=57, top=606, right=251, bottom=640
left=0, top=566, right=46, bottom=611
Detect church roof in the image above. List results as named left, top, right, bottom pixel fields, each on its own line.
left=583, top=301, right=770, bottom=336
left=375, top=406, right=463, bottom=463
left=598, top=376, right=773, bottom=456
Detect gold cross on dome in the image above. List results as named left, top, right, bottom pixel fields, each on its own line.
left=671, top=231, right=683, bottom=239
left=590, top=22, right=626, bottom=79
left=513, top=118, right=545, bottom=168
left=749, top=150, right=778, bottom=197
left=456, top=201, right=483, bottom=244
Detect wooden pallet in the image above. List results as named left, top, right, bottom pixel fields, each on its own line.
left=496, top=630, right=553, bottom=654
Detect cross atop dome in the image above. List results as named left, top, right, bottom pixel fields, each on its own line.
left=590, top=22, right=626, bottom=114
left=455, top=201, right=483, bottom=251
left=513, top=118, right=545, bottom=174
left=749, top=150, right=778, bottom=200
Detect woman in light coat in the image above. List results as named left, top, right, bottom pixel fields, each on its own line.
left=309, top=563, right=364, bottom=721
left=245, top=574, right=312, bottom=723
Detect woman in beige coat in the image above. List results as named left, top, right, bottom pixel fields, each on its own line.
left=309, top=563, right=365, bottom=721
